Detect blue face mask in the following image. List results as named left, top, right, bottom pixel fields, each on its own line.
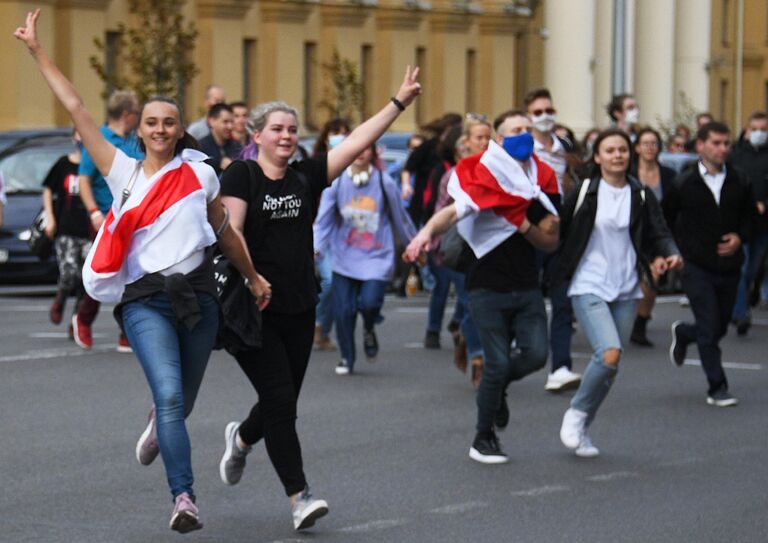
left=502, top=132, right=534, bottom=161
left=328, top=134, right=345, bottom=149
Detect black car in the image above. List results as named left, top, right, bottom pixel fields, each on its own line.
left=0, top=132, right=75, bottom=283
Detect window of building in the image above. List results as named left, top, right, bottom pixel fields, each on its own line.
left=104, top=31, right=121, bottom=99
left=304, top=42, right=318, bottom=131
left=415, top=47, right=426, bottom=126
left=721, top=0, right=731, bottom=47
left=361, top=45, right=373, bottom=121
left=466, top=49, right=476, bottom=113
left=243, top=39, right=257, bottom=106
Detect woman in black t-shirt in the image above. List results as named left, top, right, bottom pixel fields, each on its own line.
left=41, top=130, right=89, bottom=328
left=218, top=68, right=421, bottom=532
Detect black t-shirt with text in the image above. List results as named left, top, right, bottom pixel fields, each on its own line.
left=42, top=155, right=90, bottom=239
left=465, top=192, right=561, bottom=293
left=220, top=156, right=328, bottom=314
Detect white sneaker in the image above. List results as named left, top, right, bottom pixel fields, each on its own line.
left=575, top=433, right=600, bottom=457
left=545, top=367, right=582, bottom=392
left=334, top=360, right=350, bottom=375
left=292, top=487, right=329, bottom=531
left=560, top=408, right=588, bottom=449
left=219, top=422, right=251, bottom=485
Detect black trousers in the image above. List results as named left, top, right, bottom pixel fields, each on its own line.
left=234, top=307, right=315, bottom=496
left=677, top=262, right=739, bottom=394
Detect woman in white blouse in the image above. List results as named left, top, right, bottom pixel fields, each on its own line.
left=15, top=10, right=268, bottom=533
left=551, top=129, right=682, bottom=457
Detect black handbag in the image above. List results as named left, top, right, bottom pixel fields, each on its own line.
left=213, top=253, right=262, bottom=353
left=28, top=208, right=53, bottom=261
left=437, top=224, right=473, bottom=272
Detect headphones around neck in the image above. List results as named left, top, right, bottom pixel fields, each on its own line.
left=348, top=165, right=373, bottom=187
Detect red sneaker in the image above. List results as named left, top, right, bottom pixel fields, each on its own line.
left=71, top=314, right=93, bottom=349
left=117, top=334, right=132, bottom=353
left=49, top=294, right=63, bottom=324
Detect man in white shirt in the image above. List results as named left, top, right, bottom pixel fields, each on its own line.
left=525, top=88, right=581, bottom=393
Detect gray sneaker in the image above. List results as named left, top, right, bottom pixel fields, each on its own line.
left=135, top=407, right=159, bottom=466
left=292, top=486, right=329, bottom=531
left=219, top=421, right=251, bottom=485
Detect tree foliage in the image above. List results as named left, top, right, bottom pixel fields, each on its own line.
left=655, top=91, right=699, bottom=140
left=89, top=0, right=198, bottom=105
left=318, top=49, right=364, bottom=122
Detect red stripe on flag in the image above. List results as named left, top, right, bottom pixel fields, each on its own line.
left=91, top=163, right=203, bottom=273
left=455, top=156, right=529, bottom=227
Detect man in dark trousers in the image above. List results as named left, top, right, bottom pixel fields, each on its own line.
left=663, top=121, right=754, bottom=407
left=729, top=111, right=768, bottom=335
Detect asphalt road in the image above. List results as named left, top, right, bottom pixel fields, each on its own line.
left=0, top=289, right=766, bottom=543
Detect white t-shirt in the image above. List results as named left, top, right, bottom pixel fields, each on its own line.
left=568, top=179, right=642, bottom=302
left=106, top=148, right=219, bottom=276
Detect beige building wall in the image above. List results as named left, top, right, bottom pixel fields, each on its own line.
left=634, top=0, right=675, bottom=126
left=0, top=0, right=543, bottom=133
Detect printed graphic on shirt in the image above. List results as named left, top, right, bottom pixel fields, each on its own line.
left=341, top=195, right=381, bottom=250
left=264, top=193, right=302, bottom=220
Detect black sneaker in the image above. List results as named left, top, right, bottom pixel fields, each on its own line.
left=363, top=329, right=379, bottom=360
left=495, top=392, right=509, bottom=431
left=706, top=388, right=739, bottom=407
left=735, top=318, right=751, bottom=336
left=424, top=330, right=440, bottom=349
left=669, top=320, right=687, bottom=367
left=469, top=431, right=508, bottom=464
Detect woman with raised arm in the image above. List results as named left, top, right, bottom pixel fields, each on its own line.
left=15, top=9, right=269, bottom=533
left=217, top=69, right=420, bottom=532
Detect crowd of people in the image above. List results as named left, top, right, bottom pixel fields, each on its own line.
left=15, top=5, right=768, bottom=536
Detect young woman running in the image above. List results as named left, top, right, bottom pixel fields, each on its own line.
left=629, top=127, right=678, bottom=346
left=217, top=70, right=421, bottom=531
left=15, top=9, right=267, bottom=533
left=553, top=129, right=682, bottom=457
left=314, top=142, right=416, bottom=375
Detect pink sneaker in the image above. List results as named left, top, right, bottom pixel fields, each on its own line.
left=135, top=407, right=159, bottom=466
left=71, top=314, right=92, bottom=350
left=169, top=492, right=202, bottom=533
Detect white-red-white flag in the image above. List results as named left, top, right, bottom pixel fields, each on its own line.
left=82, top=152, right=216, bottom=302
left=447, top=139, right=559, bottom=258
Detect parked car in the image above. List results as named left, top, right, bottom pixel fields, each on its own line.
left=0, top=128, right=71, bottom=153
left=0, top=133, right=75, bottom=283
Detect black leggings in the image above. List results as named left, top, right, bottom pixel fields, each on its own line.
left=234, top=307, right=315, bottom=496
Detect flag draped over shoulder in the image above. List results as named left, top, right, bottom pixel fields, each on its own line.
left=446, top=140, right=559, bottom=258
left=82, top=150, right=216, bottom=302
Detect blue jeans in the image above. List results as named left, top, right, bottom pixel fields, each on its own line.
left=549, top=279, right=574, bottom=372
left=732, top=233, right=768, bottom=320
left=332, top=272, right=388, bottom=370
left=456, top=284, right=483, bottom=359
left=570, top=294, right=636, bottom=425
left=469, top=288, right=548, bottom=433
left=427, top=256, right=464, bottom=333
left=121, top=291, right=219, bottom=500
left=315, top=252, right=334, bottom=336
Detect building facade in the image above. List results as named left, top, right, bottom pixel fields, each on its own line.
left=0, top=0, right=545, bottom=133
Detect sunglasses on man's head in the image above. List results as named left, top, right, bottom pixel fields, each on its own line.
left=530, top=108, right=556, bottom=117
left=465, top=112, right=489, bottom=122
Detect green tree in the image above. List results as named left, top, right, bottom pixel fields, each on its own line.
left=655, top=91, right=699, bottom=140
left=89, top=0, right=198, bottom=106
left=318, top=49, right=364, bottom=122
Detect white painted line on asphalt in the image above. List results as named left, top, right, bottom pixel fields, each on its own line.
left=656, top=295, right=689, bottom=305
left=404, top=342, right=424, bottom=348
left=510, top=485, right=570, bottom=497
left=338, top=519, right=408, bottom=533
left=749, top=318, right=768, bottom=326
left=586, top=471, right=638, bottom=482
left=2, top=305, right=48, bottom=311
left=29, top=332, right=108, bottom=339
left=683, top=359, right=763, bottom=371
left=430, top=501, right=488, bottom=514
left=0, top=345, right=114, bottom=362
left=395, top=307, right=429, bottom=313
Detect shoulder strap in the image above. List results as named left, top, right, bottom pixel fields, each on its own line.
left=574, top=178, right=590, bottom=214
left=119, top=161, right=142, bottom=210
left=377, top=168, right=391, bottom=220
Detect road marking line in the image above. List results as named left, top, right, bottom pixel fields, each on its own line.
left=430, top=501, right=488, bottom=514
left=683, top=359, right=762, bottom=371
left=394, top=307, right=429, bottom=313
left=586, top=471, right=638, bottom=482
left=404, top=342, right=424, bottom=348
left=0, top=345, right=114, bottom=362
left=1, top=306, right=49, bottom=311
left=29, top=332, right=108, bottom=339
left=510, top=485, right=570, bottom=497
left=338, top=519, right=408, bottom=533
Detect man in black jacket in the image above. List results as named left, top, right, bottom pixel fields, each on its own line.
left=729, top=111, right=768, bottom=335
left=663, top=121, right=755, bottom=407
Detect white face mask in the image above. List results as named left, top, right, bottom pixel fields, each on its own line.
left=749, top=130, right=768, bottom=147
left=624, top=107, right=640, bottom=125
left=531, top=113, right=556, bottom=133
left=328, top=134, right=345, bottom=149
